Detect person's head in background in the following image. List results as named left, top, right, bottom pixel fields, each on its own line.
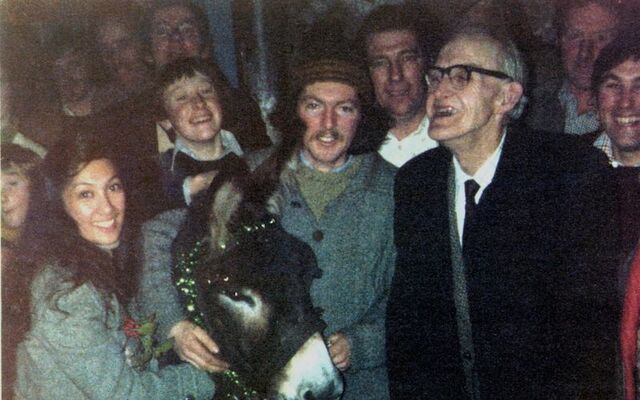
left=357, top=4, right=437, bottom=134
left=556, top=0, right=620, bottom=95
left=94, top=4, right=153, bottom=97
left=1, top=144, right=44, bottom=242
left=49, top=31, right=99, bottom=117
left=145, top=0, right=211, bottom=69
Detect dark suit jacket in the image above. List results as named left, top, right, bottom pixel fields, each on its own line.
left=388, top=125, right=621, bottom=399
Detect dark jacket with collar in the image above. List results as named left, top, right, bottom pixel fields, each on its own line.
left=582, top=130, right=640, bottom=257
left=388, top=124, right=621, bottom=399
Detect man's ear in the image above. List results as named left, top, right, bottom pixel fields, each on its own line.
left=498, top=81, right=524, bottom=115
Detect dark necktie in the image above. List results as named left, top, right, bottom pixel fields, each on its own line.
left=463, top=179, right=480, bottom=245
left=173, top=151, right=229, bottom=177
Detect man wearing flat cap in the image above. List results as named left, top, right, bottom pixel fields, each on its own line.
left=254, top=57, right=395, bottom=400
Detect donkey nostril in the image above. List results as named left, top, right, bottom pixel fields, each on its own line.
left=303, top=390, right=315, bottom=400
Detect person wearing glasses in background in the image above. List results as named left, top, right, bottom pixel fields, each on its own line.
left=387, top=24, right=621, bottom=399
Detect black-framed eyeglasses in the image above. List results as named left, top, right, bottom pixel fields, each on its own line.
left=425, top=64, right=513, bottom=92
left=152, top=21, right=199, bottom=41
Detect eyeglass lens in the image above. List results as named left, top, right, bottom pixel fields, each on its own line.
left=426, top=66, right=470, bottom=91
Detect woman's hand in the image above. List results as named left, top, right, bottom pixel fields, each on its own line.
left=169, top=320, right=229, bottom=373
left=327, top=332, right=351, bottom=371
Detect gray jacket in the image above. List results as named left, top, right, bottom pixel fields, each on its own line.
left=15, top=264, right=214, bottom=399
left=139, top=152, right=396, bottom=400
left=275, top=153, right=396, bottom=400
left=139, top=208, right=190, bottom=340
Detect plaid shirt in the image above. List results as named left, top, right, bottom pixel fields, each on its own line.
left=558, top=82, right=600, bottom=135
left=593, top=132, right=640, bottom=167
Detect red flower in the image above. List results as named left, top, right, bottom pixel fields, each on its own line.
left=123, top=317, right=141, bottom=338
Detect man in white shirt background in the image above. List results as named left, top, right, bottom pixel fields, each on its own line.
left=357, top=4, right=439, bottom=167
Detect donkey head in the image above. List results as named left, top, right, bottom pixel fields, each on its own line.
left=193, top=173, right=343, bottom=399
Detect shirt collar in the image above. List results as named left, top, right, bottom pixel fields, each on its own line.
left=453, top=129, right=506, bottom=190
left=170, top=130, right=243, bottom=170
left=386, top=114, right=429, bottom=141
left=594, top=132, right=640, bottom=168
left=412, top=114, right=430, bottom=136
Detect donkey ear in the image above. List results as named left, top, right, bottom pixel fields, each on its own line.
left=209, top=179, right=244, bottom=251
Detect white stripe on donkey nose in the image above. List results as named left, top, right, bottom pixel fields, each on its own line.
left=272, top=332, right=344, bottom=400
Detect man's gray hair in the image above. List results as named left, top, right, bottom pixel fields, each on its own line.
left=446, top=24, right=528, bottom=120
left=499, top=34, right=527, bottom=120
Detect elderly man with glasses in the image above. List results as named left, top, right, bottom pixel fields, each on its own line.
left=387, top=24, right=621, bottom=399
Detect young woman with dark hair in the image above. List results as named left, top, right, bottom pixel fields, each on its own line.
left=6, top=132, right=214, bottom=399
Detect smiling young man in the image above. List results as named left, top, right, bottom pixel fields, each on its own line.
left=95, top=0, right=269, bottom=220
left=358, top=5, right=439, bottom=166
left=590, top=31, right=640, bottom=253
left=388, top=25, right=621, bottom=399
left=157, top=57, right=244, bottom=208
left=260, top=58, right=395, bottom=400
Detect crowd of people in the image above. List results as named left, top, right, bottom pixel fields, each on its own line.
left=2, top=0, right=640, bottom=399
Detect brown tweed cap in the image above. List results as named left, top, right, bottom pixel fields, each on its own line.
left=290, top=58, right=374, bottom=105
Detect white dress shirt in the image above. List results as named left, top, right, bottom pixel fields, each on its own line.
left=453, top=133, right=506, bottom=244
left=378, top=115, right=438, bottom=167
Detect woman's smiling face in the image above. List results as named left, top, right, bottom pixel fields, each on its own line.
left=62, top=158, right=125, bottom=248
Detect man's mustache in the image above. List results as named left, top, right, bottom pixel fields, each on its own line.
left=313, top=129, right=341, bottom=141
